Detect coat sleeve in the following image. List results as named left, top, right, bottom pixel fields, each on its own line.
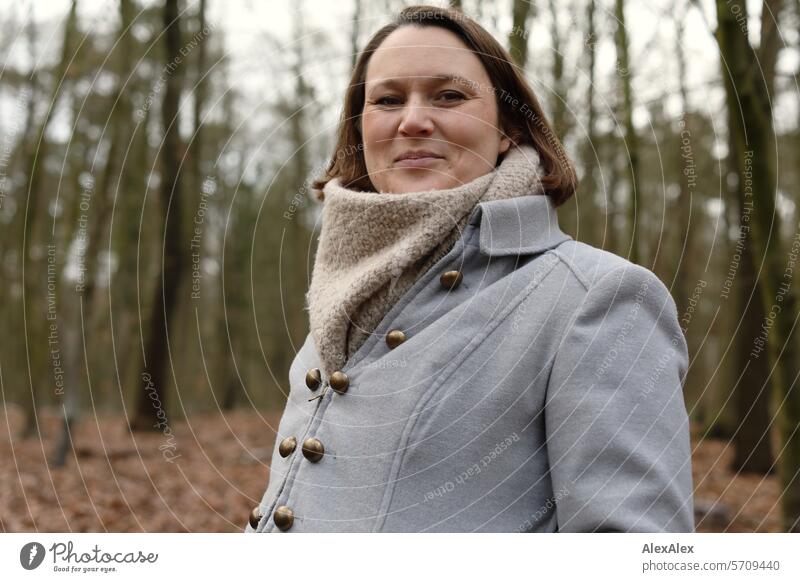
left=544, top=263, right=694, bottom=532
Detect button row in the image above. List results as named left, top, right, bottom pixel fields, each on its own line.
left=305, top=368, right=350, bottom=394
left=249, top=506, right=294, bottom=531
left=250, top=434, right=324, bottom=532
left=381, top=270, right=461, bottom=350
left=279, top=436, right=325, bottom=462
left=252, top=269, right=465, bottom=531
left=304, top=270, right=462, bottom=392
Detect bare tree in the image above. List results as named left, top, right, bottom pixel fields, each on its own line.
left=191, top=0, right=207, bottom=185
left=509, top=0, right=534, bottom=68
left=669, top=2, right=720, bottom=456
left=613, top=0, right=641, bottom=264
left=51, top=0, right=140, bottom=465
left=131, top=0, right=185, bottom=430
left=713, top=0, right=799, bottom=530
left=350, top=0, right=362, bottom=70
left=580, top=0, right=600, bottom=246
left=19, top=0, right=79, bottom=437
left=547, top=0, right=570, bottom=138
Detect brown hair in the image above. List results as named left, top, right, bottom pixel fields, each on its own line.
left=311, top=4, right=578, bottom=206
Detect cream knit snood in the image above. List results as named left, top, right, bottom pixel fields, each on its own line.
left=307, top=145, right=546, bottom=376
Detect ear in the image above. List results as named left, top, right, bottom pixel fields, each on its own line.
left=499, top=136, right=511, bottom=155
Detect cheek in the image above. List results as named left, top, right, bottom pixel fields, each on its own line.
left=444, top=105, right=500, bottom=147
left=361, top=111, right=394, bottom=145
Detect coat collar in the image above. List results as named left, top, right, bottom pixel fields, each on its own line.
left=468, top=194, right=571, bottom=257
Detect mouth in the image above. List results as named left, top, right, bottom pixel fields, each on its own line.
left=393, top=150, right=445, bottom=168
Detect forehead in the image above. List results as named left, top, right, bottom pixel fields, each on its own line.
left=365, top=26, right=490, bottom=87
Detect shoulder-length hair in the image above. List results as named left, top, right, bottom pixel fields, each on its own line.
left=311, top=4, right=578, bottom=206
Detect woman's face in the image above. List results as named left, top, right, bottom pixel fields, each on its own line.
left=361, top=26, right=511, bottom=194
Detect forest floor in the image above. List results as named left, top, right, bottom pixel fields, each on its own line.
left=0, top=406, right=784, bottom=532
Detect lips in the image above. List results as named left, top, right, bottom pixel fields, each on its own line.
left=393, top=150, right=444, bottom=167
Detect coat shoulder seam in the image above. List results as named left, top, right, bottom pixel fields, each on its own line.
left=549, top=247, right=591, bottom=291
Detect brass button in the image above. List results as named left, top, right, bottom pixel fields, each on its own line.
left=278, top=436, right=297, bottom=458
left=302, top=437, right=325, bottom=463
left=386, top=329, right=406, bottom=349
left=249, top=506, right=262, bottom=529
left=329, top=370, right=349, bottom=394
left=305, top=368, right=322, bottom=391
left=440, top=270, right=463, bottom=290
left=273, top=505, right=294, bottom=531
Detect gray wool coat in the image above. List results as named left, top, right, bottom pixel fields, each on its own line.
left=246, top=194, right=694, bottom=533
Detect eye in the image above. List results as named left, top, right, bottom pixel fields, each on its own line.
left=438, top=90, right=466, bottom=103
left=373, top=95, right=403, bottom=106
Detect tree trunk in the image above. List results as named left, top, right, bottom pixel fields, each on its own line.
left=731, top=226, right=775, bottom=474
left=613, top=0, right=640, bottom=265
left=546, top=0, right=569, bottom=138
left=715, top=0, right=800, bottom=530
left=131, top=0, right=185, bottom=431
left=113, top=80, right=152, bottom=415
left=573, top=0, right=601, bottom=247
left=52, top=0, right=137, bottom=465
left=508, top=0, right=533, bottom=68
left=671, top=4, right=712, bottom=433
left=350, top=0, right=362, bottom=70
left=20, top=0, right=78, bottom=437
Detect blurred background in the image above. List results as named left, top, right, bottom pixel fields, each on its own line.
left=0, top=0, right=799, bottom=532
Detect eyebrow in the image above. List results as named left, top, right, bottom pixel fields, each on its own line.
left=366, top=74, right=480, bottom=93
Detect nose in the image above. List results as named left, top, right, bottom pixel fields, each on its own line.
left=398, top=97, right=434, bottom=136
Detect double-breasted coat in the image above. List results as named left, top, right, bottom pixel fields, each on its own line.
left=246, top=194, right=694, bottom=533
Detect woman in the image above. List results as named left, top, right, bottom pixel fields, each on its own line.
left=246, top=4, right=693, bottom=533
